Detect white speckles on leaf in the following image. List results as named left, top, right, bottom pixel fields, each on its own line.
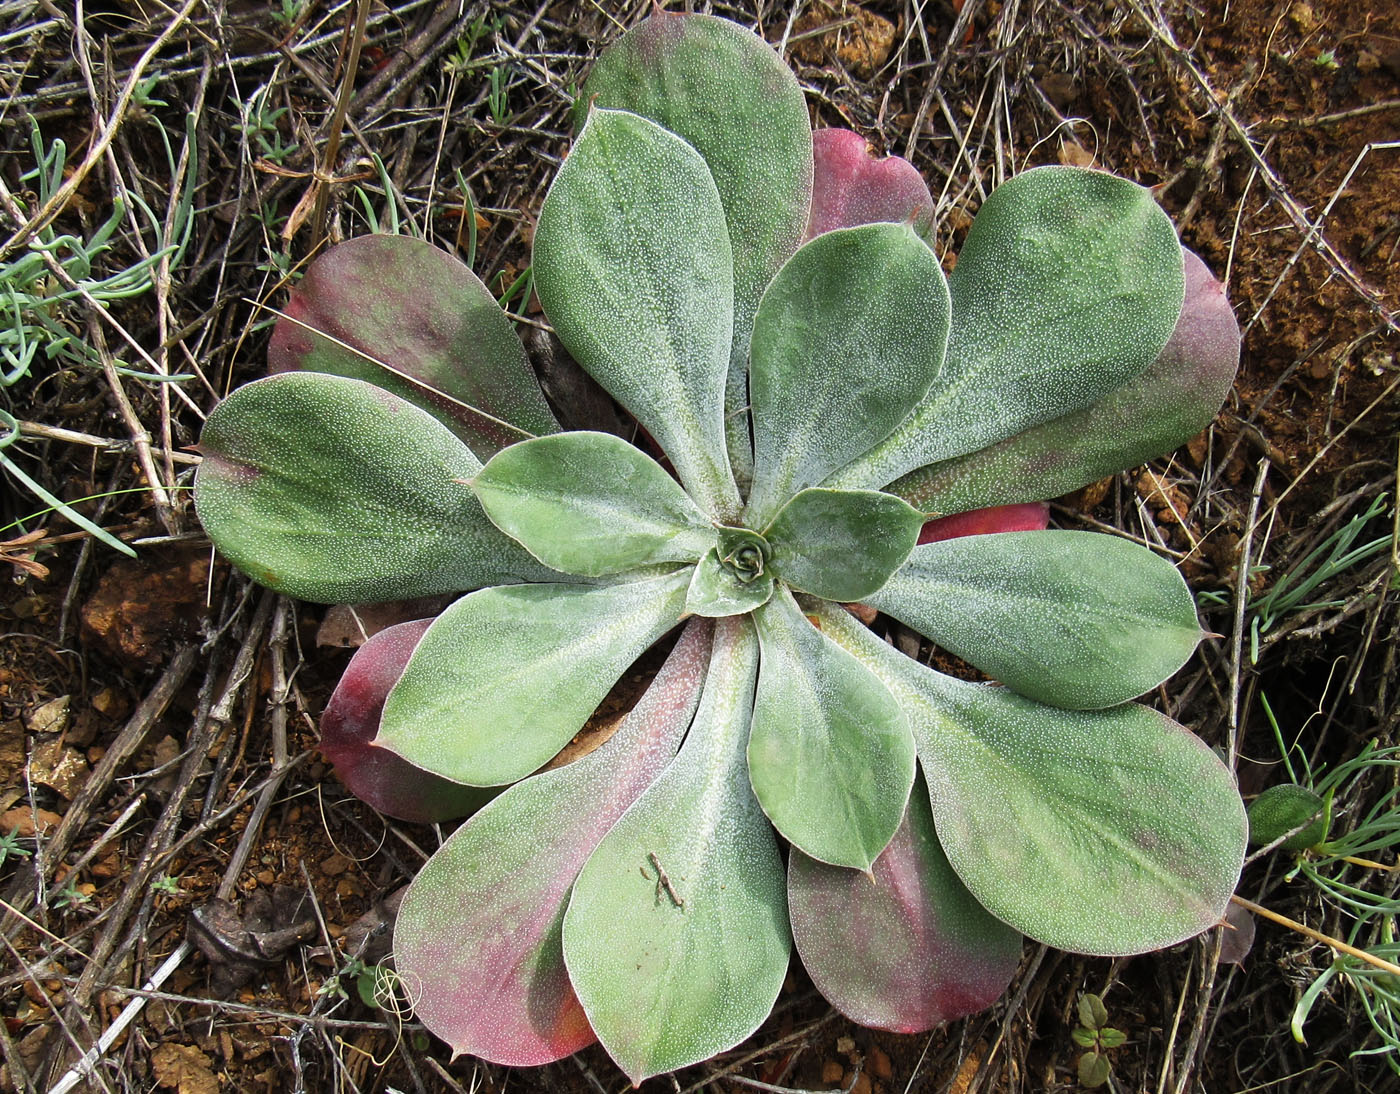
left=749, top=587, right=914, bottom=870
left=393, top=619, right=712, bottom=1066
left=745, top=223, right=949, bottom=527
left=533, top=108, right=740, bottom=520
left=810, top=600, right=1246, bottom=955
left=377, top=569, right=692, bottom=786
left=833, top=167, right=1186, bottom=491
left=562, top=618, right=790, bottom=1084
left=194, top=372, right=555, bottom=603
left=869, top=531, right=1204, bottom=708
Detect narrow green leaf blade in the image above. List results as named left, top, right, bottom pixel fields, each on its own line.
left=868, top=531, right=1203, bottom=709
left=563, top=618, right=790, bottom=1084
left=685, top=550, right=775, bottom=618
left=788, top=773, right=1021, bottom=1032
left=746, top=223, right=949, bottom=527
left=750, top=589, right=914, bottom=869
left=474, top=432, right=716, bottom=576
left=890, top=248, right=1241, bottom=513
left=835, top=167, right=1185, bottom=490
left=194, top=373, right=554, bottom=603
left=582, top=11, right=814, bottom=482
left=811, top=601, right=1247, bottom=956
left=534, top=107, right=739, bottom=519
left=765, top=488, right=924, bottom=602
left=393, top=620, right=712, bottom=1066
left=378, top=570, right=690, bottom=785
left=268, top=234, right=558, bottom=458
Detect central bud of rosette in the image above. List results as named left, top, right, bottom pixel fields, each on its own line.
left=467, top=429, right=930, bottom=622
left=717, top=527, right=771, bottom=584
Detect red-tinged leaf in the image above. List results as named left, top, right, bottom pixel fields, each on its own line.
left=268, top=235, right=558, bottom=459
left=917, top=502, right=1049, bottom=544
left=393, top=620, right=713, bottom=1067
left=805, top=128, right=935, bottom=243
left=788, top=773, right=1021, bottom=1032
left=320, top=618, right=493, bottom=824
left=891, top=247, right=1241, bottom=513
left=1218, top=901, right=1255, bottom=965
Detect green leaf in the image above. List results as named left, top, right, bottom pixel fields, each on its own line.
left=1098, top=1028, right=1127, bottom=1049
left=392, top=620, right=712, bottom=1066
left=378, top=570, right=690, bottom=785
left=750, top=589, right=914, bottom=869
left=1079, top=993, right=1109, bottom=1031
left=867, top=531, right=1203, bottom=709
left=1071, top=1028, right=1098, bottom=1048
left=787, top=772, right=1021, bottom=1032
left=473, top=431, right=716, bottom=577
left=1247, top=784, right=1330, bottom=851
left=534, top=107, right=740, bottom=520
left=810, top=601, right=1247, bottom=955
left=563, top=618, right=790, bottom=1084
left=1079, top=1051, right=1111, bottom=1088
left=194, top=372, right=554, bottom=603
left=319, top=618, right=496, bottom=823
left=582, top=11, right=814, bottom=483
left=267, top=234, right=559, bottom=459
left=832, top=167, right=1185, bottom=490
left=716, top=525, right=772, bottom=581
left=685, top=550, right=775, bottom=618
left=889, top=248, right=1240, bottom=514
left=745, top=223, right=949, bottom=527
left=765, top=488, right=924, bottom=602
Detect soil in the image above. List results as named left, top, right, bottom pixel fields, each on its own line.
left=0, top=1, right=1397, bottom=1093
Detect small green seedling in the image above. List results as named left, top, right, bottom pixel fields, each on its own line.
left=1072, top=993, right=1127, bottom=1088
left=193, top=11, right=1247, bottom=1082
left=0, top=828, right=31, bottom=868
left=151, top=874, right=182, bottom=896
left=53, top=878, right=90, bottom=909
left=1251, top=731, right=1400, bottom=1073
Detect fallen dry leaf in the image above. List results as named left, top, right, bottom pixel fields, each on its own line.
left=151, top=1042, right=219, bottom=1094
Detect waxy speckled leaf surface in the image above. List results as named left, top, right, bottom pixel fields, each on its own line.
left=392, top=620, right=712, bottom=1067
left=833, top=167, right=1185, bottom=490
left=890, top=248, right=1242, bottom=513
left=805, top=128, right=936, bottom=242
left=534, top=108, right=740, bottom=519
left=378, top=570, right=690, bottom=786
left=194, top=373, right=554, bottom=603
left=563, top=618, right=790, bottom=1084
left=686, top=549, right=775, bottom=618
left=750, top=589, right=914, bottom=869
left=813, top=601, right=1246, bottom=955
left=473, top=432, right=716, bottom=576
left=267, top=234, right=557, bottom=459
left=582, top=11, right=813, bottom=481
left=319, top=618, right=493, bottom=823
left=788, top=774, right=1022, bottom=1032
left=869, top=531, right=1202, bottom=709
left=745, top=222, right=949, bottom=528
left=764, top=488, right=924, bottom=602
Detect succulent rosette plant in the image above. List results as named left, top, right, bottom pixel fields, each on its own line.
left=193, top=11, right=1248, bottom=1083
